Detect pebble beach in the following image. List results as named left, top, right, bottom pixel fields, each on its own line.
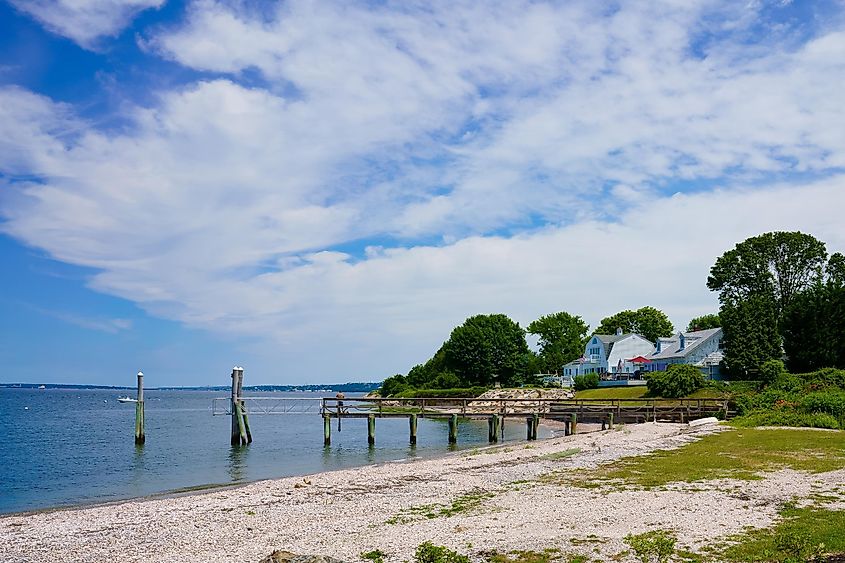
left=3, top=422, right=843, bottom=563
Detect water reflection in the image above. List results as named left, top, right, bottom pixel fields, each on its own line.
left=228, top=445, right=250, bottom=482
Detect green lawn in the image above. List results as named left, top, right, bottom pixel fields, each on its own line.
left=560, top=428, right=845, bottom=489
left=573, top=386, right=725, bottom=400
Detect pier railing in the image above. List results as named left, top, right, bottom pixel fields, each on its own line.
left=212, top=396, right=323, bottom=415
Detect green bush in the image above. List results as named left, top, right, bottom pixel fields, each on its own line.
left=646, top=365, right=705, bottom=398
left=798, top=390, right=845, bottom=419
left=799, top=367, right=845, bottom=390
left=730, top=410, right=841, bottom=429
left=759, top=359, right=786, bottom=386
left=573, top=373, right=599, bottom=391
left=414, top=543, right=469, bottom=563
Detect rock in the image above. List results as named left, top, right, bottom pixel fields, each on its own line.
left=260, top=550, right=347, bottom=563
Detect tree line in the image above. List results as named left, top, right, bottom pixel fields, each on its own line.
left=380, top=231, right=844, bottom=396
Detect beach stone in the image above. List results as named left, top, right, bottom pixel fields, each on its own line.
left=260, top=550, right=347, bottom=563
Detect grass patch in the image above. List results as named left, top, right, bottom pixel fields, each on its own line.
left=550, top=428, right=845, bottom=489
left=542, top=447, right=582, bottom=461
left=575, top=387, right=649, bottom=400
left=718, top=506, right=845, bottom=561
left=485, top=548, right=562, bottom=563
left=361, top=550, right=386, bottom=563
left=386, top=490, right=496, bottom=523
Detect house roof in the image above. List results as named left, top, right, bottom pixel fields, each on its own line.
left=593, top=333, right=649, bottom=360
left=627, top=355, right=651, bottom=363
left=650, top=328, right=722, bottom=360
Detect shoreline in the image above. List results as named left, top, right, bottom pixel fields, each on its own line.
left=0, top=417, right=573, bottom=519
left=5, top=422, right=839, bottom=563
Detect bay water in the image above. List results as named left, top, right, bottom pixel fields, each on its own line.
left=0, top=388, right=546, bottom=514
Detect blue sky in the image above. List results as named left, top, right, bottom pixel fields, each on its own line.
left=1, top=0, right=845, bottom=387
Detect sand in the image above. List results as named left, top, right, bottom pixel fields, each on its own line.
left=2, top=422, right=843, bottom=563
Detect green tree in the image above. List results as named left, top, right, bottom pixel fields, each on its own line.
left=686, top=313, right=720, bottom=332
left=707, top=231, right=827, bottom=318
left=708, top=232, right=829, bottom=375
left=595, top=306, right=674, bottom=343
left=719, top=293, right=781, bottom=377
left=527, top=312, right=589, bottom=373
left=443, top=314, right=531, bottom=387
left=782, top=253, right=845, bottom=373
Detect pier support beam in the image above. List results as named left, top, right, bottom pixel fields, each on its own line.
left=487, top=414, right=500, bottom=443
left=409, top=414, right=417, bottom=446
left=571, top=413, right=577, bottom=435
left=323, top=414, right=331, bottom=446
left=367, top=414, right=376, bottom=446
left=448, top=414, right=458, bottom=444
left=134, top=371, right=145, bottom=445
left=531, top=413, right=539, bottom=441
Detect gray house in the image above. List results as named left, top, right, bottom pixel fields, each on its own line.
left=562, top=328, right=655, bottom=378
left=646, top=328, right=724, bottom=378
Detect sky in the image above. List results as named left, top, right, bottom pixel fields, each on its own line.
left=1, top=0, right=845, bottom=387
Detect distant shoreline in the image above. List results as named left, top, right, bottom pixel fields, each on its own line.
left=0, top=382, right=381, bottom=392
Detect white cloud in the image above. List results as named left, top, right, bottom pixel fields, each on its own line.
left=2, top=0, right=845, bottom=380
left=10, top=0, right=164, bottom=47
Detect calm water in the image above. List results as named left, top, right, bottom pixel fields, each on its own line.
left=0, top=388, right=548, bottom=514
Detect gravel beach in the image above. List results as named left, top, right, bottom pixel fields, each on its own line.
left=2, top=422, right=842, bottom=563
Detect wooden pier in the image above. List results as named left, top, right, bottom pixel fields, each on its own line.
left=212, top=393, right=734, bottom=446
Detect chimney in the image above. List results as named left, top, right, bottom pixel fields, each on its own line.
left=616, top=327, right=623, bottom=336
left=655, top=339, right=661, bottom=353
left=679, top=333, right=686, bottom=351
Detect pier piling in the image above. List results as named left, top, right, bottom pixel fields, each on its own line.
left=409, top=414, right=417, bottom=445
left=488, top=415, right=498, bottom=443
left=367, top=414, right=376, bottom=445
left=448, top=414, right=458, bottom=444
left=231, top=366, right=250, bottom=446
left=134, top=371, right=145, bottom=445
left=531, top=413, right=539, bottom=441
left=323, top=414, right=331, bottom=446
left=571, top=413, right=577, bottom=435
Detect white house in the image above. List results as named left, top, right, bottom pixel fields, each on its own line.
left=562, top=328, right=655, bottom=378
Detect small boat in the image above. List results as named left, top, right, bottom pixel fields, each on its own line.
left=117, top=396, right=137, bottom=403
left=38, top=385, right=46, bottom=390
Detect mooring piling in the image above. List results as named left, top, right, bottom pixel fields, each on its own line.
left=448, top=413, right=458, bottom=444
left=134, top=371, right=145, bottom=445
left=230, top=366, right=250, bottom=446
left=532, top=413, right=539, bottom=441
left=323, top=414, right=331, bottom=446
left=409, top=414, right=418, bottom=445
left=367, top=414, right=376, bottom=445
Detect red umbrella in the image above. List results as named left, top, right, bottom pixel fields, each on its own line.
left=627, top=356, right=651, bottom=364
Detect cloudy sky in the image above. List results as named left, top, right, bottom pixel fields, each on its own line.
left=1, top=0, right=844, bottom=387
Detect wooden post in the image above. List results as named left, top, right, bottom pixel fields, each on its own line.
left=231, top=366, right=248, bottom=446
left=448, top=414, right=458, bottom=444
left=526, top=416, right=533, bottom=440
left=367, top=414, right=376, bottom=446
left=493, top=414, right=500, bottom=442
left=608, top=412, right=614, bottom=429
left=488, top=415, right=498, bottom=443
left=237, top=367, right=252, bottom=444
left=532, top=413, right=539, bottom=441
left=134, top=371, right=145, bottom=445
left=409, top=414, right=418, bottom=445
left=564, top=418, right=571, bottom=436
left=323, top=414, right=331, bottom=446
left=571, top=413, right=578, bottom=435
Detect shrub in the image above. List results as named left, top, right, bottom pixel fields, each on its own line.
left=799, top=367, right=845, bottom=390
left=414, top=543, right=469, bottom=563
left=573, top=373, right=599, bottom=391
left=624, top=530, right=676, bottom=563
left=730, top=410, right=841, bottom=429
left=646, top=365, right=705, bottom=398
left=798, top=390, right=845, bottom=419
left=759, top=359, right=786, bottom=386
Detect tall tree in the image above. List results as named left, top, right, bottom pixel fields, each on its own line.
left=708, top=232, right=829, bottom=374
left=781, top=253, right=845, bottom=372
left=595, top=306, right=674, bottom=343
left=686, top=314, right=721, bottom=332
left=719, top=294, right=781, bottom=377
left=527, top=312, right=589, bottom=373
left=444, top=314, right=531, bottom=387
left=707, top=231, right=827, bottom=318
